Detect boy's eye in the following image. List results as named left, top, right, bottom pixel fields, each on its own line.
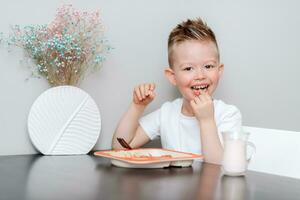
left=204, top=65, right=216, bottom=70
left=184, top=66, right=193, bottom=71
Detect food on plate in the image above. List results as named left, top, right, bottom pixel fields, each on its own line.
left=113, top=150, right=172, bottom=161
left=125, top=154, right=173, bottom=161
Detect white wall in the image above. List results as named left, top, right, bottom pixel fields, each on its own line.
left=0, top=0, right=300, bottom=159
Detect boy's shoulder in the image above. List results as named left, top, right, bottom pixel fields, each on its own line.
left=213, top=99, right=241, bottom=119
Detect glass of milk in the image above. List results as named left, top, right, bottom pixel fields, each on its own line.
left=222, top=130, right=255, bottom=176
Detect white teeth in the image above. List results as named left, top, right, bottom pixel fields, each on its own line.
left=191, top=85, right=208, bottom=90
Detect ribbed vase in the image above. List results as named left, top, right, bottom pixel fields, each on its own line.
left=28, top=86, right=101, bottom=155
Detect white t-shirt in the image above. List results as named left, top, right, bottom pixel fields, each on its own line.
left=139, top=98, right=242, bottom=154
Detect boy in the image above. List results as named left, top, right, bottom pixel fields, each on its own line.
left=112, top=18, right=241, bottom=164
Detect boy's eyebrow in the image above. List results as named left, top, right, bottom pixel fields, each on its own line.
left=178, top=60, right=218, bottom=67
left=178, top=62, right=195, bottom=68
left=204, top=60, right=218, bottom=64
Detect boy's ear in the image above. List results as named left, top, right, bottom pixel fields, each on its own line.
left=218, top=63, right=224, bottom=76
left=164, top=67, right=177, bottom=86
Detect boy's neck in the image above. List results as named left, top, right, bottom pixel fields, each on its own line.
left=181, top=99, right=195, bottom=117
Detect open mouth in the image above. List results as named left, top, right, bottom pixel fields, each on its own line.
left=191, top=85, right=209, bottom=96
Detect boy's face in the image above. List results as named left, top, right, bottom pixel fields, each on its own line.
left=166, top=40, right=224, bottom=101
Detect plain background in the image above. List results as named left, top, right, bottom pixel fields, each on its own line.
left=0, top=0, right=299, bottom=155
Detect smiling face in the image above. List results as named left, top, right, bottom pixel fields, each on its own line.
left=166, top=40, right=224, bottom=102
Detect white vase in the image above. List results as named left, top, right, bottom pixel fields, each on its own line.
left=27, top=86, right=101, bottom=155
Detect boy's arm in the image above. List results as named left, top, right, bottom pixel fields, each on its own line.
left=199, top=118, right=223, bottom=164
left=112, top=83, right=156, bottom=149
left=191, top=93, right=223, bottom=164
left=112, top=103, right=150, bottom=149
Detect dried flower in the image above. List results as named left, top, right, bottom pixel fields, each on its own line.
left=2, top=4, right=111, bottom=86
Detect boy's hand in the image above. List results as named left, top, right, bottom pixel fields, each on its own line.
left=190, top=91, right=214, bottom=122
left=133, top=83, right=156, bottom=106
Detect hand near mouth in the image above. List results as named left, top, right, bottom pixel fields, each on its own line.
left=190, top=90, right=214, bottom=122
left=191, top=84, right=209, bottom=96
left=133, top=83, right=156, bottom=106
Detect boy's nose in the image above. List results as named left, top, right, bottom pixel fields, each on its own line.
left=194, top=67, right=206, bottom=79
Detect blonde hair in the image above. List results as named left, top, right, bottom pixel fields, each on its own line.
left=168, top=18, right=219, bottom=66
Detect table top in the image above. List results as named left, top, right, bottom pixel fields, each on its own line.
left=0, top=154, right=300, bottom=200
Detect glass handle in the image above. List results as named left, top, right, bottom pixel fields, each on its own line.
left=246, top=141, right=256, bottom=163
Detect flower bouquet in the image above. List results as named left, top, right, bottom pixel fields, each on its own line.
left=1, top=5, right=111, bottom=155
left=3, top=4, right=110, bottom=86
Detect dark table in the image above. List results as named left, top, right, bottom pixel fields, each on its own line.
left=0, top=154, right=300, bottom=200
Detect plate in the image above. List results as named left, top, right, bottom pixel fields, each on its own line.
left=94, top=148, right=203, bottom=168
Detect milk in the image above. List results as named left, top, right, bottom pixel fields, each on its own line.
left=222, top=140, right=247, bottom=174
left=222, top=130, right=255, bottom=176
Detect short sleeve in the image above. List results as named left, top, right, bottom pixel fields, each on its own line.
left=139, top=108, right=161, bottom=140
left=218, top=105, right=242, bottom=133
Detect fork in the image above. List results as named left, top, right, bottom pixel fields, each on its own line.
left=117, top=137, right=133, bottom=150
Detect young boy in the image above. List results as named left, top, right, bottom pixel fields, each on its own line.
left=112, top=18, right=242, bottom=164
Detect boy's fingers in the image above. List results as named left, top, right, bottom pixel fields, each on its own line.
left=149, top=91, right=156, bottom=99
left=133, top=92, right=139, bottom=103
left=194, top=96, right=201, bottom=103
left=134, top=87, right=142, bottom=100
left=139, top=85, right=145, bottom=99
left=134, top=83, right=156, bottom=101
left=190, top=99, right=196, bottom=108
left=150, top=83, right=156, bottom=91
left=145, top=84, right=150, bottom=96
left=198, top=89, right=210, bottom=100
left=205, top=94, right=212, bottom=101
left=202, top=90, right=212, bottom=101
left=198, top=94, right=205, bottom=101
